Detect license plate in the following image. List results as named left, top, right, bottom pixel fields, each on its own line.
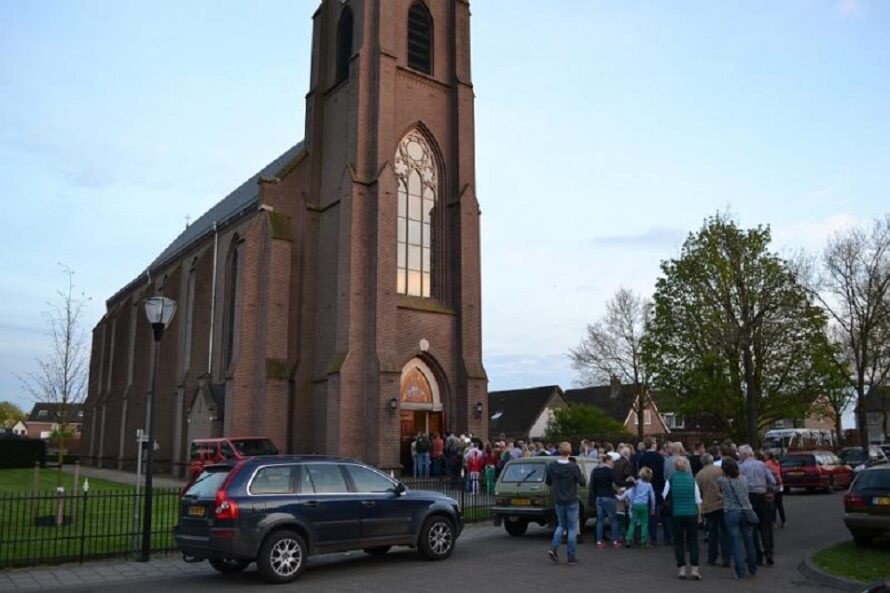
left=874, top=497, right=890, bottom=506
left=511, top=498, right=530, bottom=506
left=188, top=505, right=206, bottom=517
left=788, top=471, right=805, bottom=477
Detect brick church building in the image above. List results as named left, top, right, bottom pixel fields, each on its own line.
left=82, top=0, right=487, bottom=475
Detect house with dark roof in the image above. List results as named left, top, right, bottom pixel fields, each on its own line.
left=26, top=403, right=84, bottom=440
left=82, top=0, right=487, bottom=476
left=563, top=381, right=669, bottom=437
left=488, top=386, right=567, bottom=442
left=864, top=386, right=889, bottom=443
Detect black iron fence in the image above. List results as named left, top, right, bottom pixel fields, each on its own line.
left=0, top=488, right=180, bottom=569
left=400, top=475, right=493, bottom=523
left=1, top=477, right=494, bottom=568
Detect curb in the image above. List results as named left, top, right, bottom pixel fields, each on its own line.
left=798, top=552, right=865, bottom=592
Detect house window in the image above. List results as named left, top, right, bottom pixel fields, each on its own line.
left=395, top=130, right=437, bottom=298
left=663, top=413, right=685, bottom=430
left=407, top=1, right=432, bottom=74
left=335, top=5, right=354, bottom=83
left=223, top=240, right=242, bottom=370
left=37, top=410, right=48, bottom=418
left=644, top=410, right=651, bottom=425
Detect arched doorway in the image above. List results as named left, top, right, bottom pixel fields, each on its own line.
left=399, top=358, right=443, bottom=474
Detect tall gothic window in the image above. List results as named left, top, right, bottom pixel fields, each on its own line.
left=224, top=241, right=241, bottom=370
left=336, top=5, right=354, bottom=83
left=407, top=1, right=432, bottom=74
left=395, top=130, right=437, bottom=298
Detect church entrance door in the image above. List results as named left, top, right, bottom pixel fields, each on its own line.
left=398, top=359, right=444, bottom=476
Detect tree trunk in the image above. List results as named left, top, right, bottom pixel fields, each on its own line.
left=743, top=345, right=758, bottom=446
left=857, top=382, right=869, bottom=446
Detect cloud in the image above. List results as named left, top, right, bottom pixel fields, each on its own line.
left=837, top=0, right=862, bottom=16
left=774, top=213, right=859, bottom=249
left=590, top=226, right=684, bottom=249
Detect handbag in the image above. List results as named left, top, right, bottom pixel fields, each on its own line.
left=727, top=480, right=760, bottom=525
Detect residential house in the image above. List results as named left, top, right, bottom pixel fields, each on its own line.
left=10, top=420, right=28, bottom=436
left=26, top=403, right=85, bottom=440
left=488, top=386, right=567, bottom=442
left=864, top=386, right=889, bottom=444
left=563, top=381, right=669, bottom=437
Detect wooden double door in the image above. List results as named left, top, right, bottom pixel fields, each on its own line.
left=400, top=410, right=443, bottom=474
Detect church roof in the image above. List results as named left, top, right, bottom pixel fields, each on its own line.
left=150, top=141, right=305, bottom=271
left=108, top=141, right=304, bottom=305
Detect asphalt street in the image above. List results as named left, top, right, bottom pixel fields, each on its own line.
left=5, top=489, right=852, bottom=593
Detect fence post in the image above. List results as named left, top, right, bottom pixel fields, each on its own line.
left=31, top=462, right=40, bottom=523
left=78, top=479, right=89, bottom=563
left=71, top=462, right=80, bottom=527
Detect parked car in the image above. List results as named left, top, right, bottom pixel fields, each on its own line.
left=174, top=455, right=462, bottom=583
left=839, top=446, right=888, bottom=474
left=844, top=465, right=890, bottom=546
left=779, top=450, right=853, bottom=492
left=188, top=437, right=279, bottom=480
left=491, top=456, right=599, bottom=536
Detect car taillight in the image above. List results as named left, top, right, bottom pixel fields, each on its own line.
left=844, top=492, right=866, bottom=511
left=495, top=497, right=509, bottom=506
left=214, top=491, right=239, bottom=520
left=531, top=497, right=545, bottom=506
left=213, top=464, right=243, bottom=520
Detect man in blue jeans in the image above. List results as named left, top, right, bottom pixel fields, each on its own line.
left=545, top=442, right=587, bottom=565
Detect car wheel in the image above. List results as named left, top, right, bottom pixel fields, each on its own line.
left=256, top=530, right=307, bottom=584
left=208, top=558, right=250, bottom=574
left=363, top=546, right=392, bottom=556
left=853, top=534, right=873, bottom=547
left=418, top=516, right=455, bottom=560
left=504, top=519, right=528, bottom=537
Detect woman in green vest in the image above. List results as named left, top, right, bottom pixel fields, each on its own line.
left=663, top=456, right=703, bottom=580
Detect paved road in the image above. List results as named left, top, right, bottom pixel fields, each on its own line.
left=1, top=490, right=853, bottom=593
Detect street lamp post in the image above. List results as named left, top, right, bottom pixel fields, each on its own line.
left=141, top=296, right=176, bottom=562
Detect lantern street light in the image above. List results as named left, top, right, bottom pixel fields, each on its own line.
left=141, top=296, right=176, bottom=562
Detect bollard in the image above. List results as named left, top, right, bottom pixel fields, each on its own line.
left=55, top=487, right=66, bottom=527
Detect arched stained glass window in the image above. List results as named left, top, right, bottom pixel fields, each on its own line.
left=407, top=1, right=432, bottom=74
left=395, top=130, right=436, bottom=298
left=335, top=6, right=353, bottom=83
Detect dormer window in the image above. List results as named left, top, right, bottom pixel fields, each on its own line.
left=407, top=1, right=432, bottom=74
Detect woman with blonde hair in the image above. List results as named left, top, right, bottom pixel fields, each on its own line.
left=663, top=456, right=703, bottom=579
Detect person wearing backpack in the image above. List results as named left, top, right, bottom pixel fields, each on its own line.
left=414, top=432, right=431, bottom=478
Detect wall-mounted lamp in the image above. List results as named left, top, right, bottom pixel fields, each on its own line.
left=389, top=396, right=399, bottom=415
left=474, top=401, right=484, bottom=417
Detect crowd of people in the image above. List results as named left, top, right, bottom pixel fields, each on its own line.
left=544, top=436, right=784, bottom=581
left=409, top=432, right=786, bottom=580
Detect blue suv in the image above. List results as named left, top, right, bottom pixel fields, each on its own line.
left=174, top=455, right=463, bottom=583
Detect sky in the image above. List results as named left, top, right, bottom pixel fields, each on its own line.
left=1, top=0, right=888, bottom=427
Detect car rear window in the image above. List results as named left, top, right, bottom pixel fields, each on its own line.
left=853, top=470, right=890, bottom=490
left=231, top=438, right=279, bottom=456
left=185, top=468, right=231, bottom=498
left=501, top=463, right=546, bottom=483
left=842, top=450, right=867, bottom=465
left=780, top=455, right=816, bottom=468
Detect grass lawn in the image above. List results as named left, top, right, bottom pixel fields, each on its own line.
left=0, top=468, right=180, bottom=567
left=0, top=467, right=130, bottom=494
left=812, top=540, right=890, bottom=584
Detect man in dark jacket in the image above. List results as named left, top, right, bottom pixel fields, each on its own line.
left=639, top=437, right=670, bottom=545
left=545, top=442, right=586, bottom=564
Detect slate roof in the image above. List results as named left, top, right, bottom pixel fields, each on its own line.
left=150, top=142, right=304, bottom=270
left=28, top=403, right=85, bottom=423
left=865, top=386, right=890, bottom=412
left=563, top=384, right=649, bottom=424
left=488, top=385, right=564, bottom=439
left=108, top=141, right=305, bottom=305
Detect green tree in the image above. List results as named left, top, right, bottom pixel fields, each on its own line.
left=544, top=403, right=629, bottom=445
left=0, top=401, right=27, bottom=428
left=568, top=287, right=653, bottom=439
left=642, top=214, right=839, bottom=445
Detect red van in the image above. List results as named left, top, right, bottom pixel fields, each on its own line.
left=188, top=437, right=279, bottom=480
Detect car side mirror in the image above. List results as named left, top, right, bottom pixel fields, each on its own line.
left=394, top=482, right=406, bottom=496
